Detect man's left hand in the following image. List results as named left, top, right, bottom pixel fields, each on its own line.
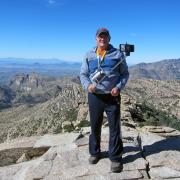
left=111, top=87, right=120, bottom=96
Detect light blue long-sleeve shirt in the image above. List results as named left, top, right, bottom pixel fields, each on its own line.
left=80, top=44, right=129, bottom=94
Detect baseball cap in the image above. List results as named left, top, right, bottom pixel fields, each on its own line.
left=96, top=28, right=110, bottom=37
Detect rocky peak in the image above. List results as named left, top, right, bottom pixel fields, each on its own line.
left=9, top=73, right=41, bottom=92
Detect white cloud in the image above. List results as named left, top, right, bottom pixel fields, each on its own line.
left=130, top=33, right=137, bottom=37
left=48, top=0, right=56, bottom=5
left=46, top=0, right=65, bottom=6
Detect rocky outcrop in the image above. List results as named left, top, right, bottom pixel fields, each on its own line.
left=9, top=73, right=43, bottom=91
left=10, top=73, right=63, bottom=104
left=124, top=79, right=180, bottom=119
left=140, top=129, right=180, bottom=179
left=0, top=125, right=179, bottom=179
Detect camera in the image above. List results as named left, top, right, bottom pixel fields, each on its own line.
left=91, top=69, right=106, bottom=83
left=119, top=43, right=134, bottom=56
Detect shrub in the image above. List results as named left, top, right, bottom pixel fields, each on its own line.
left=135, top=102, right=180, bottom=131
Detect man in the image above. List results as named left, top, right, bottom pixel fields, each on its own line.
left=80, top=28, right=129, bottom=172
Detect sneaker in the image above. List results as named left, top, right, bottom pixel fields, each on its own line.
left=111, top=161, right=123, bottom=173
left=89, top=154, right=101, bottom=164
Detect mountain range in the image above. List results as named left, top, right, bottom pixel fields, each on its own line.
left=129, top=58, right=180, bottom=80
left=0, top=58, right=180, bottom=85
left=0, top=58, right=179, bottom=143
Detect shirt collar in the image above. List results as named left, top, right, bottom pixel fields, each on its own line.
left=93, top=44, right=114, bottom=53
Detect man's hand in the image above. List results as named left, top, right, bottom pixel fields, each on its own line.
left=88, top=84, right=96, bottom=93
left=111, top=87, right=120, bottom=96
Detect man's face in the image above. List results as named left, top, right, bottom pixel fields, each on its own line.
left=96, top=33, right=110, bottom=49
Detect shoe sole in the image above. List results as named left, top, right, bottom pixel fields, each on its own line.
left=111, top=165, right=123, bottom=173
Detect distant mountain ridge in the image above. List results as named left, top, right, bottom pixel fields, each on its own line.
left=0, top=58, right=81, bottom=85
left=0, top=57, right=80, bottom=65
left=129, top=58, right=180, bottom=80
left=1, top=58, right=180, bottom=84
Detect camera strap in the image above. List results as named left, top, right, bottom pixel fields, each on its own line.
left=111, top=55, right=125, bottom=71
left=96, top=55, right=125, bottom=84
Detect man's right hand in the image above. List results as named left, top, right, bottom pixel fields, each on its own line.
left=88, top=84, right=96, bottom=93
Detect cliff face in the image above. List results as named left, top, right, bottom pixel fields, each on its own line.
left=0, top=73, right=63, bottom=106
left=0, top=86, right=14, bottom=109
left=9, top=73, right=40, bottom=91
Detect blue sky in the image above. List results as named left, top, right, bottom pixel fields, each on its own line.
left=0, top=0, right=179, bottom=64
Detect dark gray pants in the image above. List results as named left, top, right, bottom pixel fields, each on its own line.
left=88, top=92, right=123, bottom=162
